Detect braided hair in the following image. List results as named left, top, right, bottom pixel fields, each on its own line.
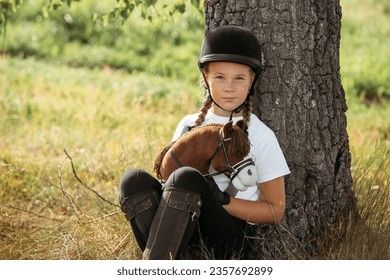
left=193, top=96, right=213, bottom=128
left=242, top=94, right=253, bottom=132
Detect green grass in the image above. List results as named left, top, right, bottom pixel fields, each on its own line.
left=340, top=0, right=390, bottom=102
left=1, top=56, right=200, bottom=170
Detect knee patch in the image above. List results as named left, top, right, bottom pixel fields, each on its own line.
left=119, top=168, right=161, bottom=200
left=165, top=167, right=208, bottom=193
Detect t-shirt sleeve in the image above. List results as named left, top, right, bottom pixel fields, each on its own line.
left=253, top=131, right=290, bottom=183
left=171, top=115, right=194, bottom=141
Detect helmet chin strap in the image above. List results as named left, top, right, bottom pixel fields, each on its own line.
left=202, top=72, right=249, bottom=121
left=205, top=89, right=248, bottom=121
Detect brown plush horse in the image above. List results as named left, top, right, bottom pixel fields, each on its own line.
left=154, top=120, right=251, bottom=182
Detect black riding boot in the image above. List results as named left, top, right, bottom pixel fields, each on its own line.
left=142, top=187, right=202, bottom=260
left=120, top=190, right=160, bottom=251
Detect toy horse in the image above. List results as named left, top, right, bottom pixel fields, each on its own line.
left=154, top=120, right=258, bottom=191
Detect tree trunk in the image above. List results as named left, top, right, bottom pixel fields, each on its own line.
left=204, top=0, right=355, bottom=259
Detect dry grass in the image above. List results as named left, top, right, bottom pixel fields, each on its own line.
left=316, top=145, right=390, bottom=259
left=0, top=154, right=141, bottom=260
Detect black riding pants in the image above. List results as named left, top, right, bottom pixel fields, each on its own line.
left=120, top=166, right=255, bottom=259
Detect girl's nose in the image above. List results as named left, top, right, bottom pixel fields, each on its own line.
left=224, top=80, right=235, bottom=91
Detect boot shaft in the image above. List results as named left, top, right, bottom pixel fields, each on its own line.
left=120, top=191, right=160, bottom=251
left=143, top=187, right=202, bottom=260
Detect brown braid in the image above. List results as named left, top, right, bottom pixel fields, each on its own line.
left=193, top=97, right=212, bottom=128
left=242, top=94, right=253, bottom=133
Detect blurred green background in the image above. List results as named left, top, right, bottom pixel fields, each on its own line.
left=1, top=0, right=204, bottom=83
left=1, top=0, right=389, bottom=102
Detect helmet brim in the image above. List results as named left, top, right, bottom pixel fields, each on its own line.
left=198, top=54, right=261, bottom=71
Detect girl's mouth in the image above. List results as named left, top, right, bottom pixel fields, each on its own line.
left=222, top=97, right=236, bottom=101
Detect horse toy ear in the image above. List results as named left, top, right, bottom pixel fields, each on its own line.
left=221, top=120, right=250, bottom=158
left=235, top=119, right=245, bottom=130
left=221, top=120, right=245, bottom=139
left=222, top=121, right=234, bottom=139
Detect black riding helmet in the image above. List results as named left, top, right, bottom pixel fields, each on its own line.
left=198, top=25, right=262, bottom=114
left=198, top=25, right=262, bottom=73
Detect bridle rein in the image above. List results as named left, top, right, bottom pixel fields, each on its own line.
left=169, top=127, right=254, bottom=182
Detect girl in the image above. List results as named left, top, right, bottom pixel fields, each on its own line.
left=119, top=25, right=290, bottom=260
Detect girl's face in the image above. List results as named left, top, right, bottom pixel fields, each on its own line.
left=204, top=61, right=255, bottom=117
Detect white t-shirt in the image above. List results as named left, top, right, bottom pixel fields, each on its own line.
left=172, top=111, right=290, bottom=201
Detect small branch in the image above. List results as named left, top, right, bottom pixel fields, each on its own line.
left=63, top=149, right=120, bottom=208
left=58, top=155, right=82, bottom=219
left=3, top=205, right=63, bottom=223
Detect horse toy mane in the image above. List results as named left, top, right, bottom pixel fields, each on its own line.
left=154, top=120, right=251, bottom=183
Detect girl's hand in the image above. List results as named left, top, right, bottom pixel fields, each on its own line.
left=206, top=177, right=231, bottom=205
left=223, top=176, right=285, bottom=224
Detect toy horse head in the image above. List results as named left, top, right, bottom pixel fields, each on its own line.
left=154, top=120, right=257, bottom=191
left=209, top=120, right=250, bottom=172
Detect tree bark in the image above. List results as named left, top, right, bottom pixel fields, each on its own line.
left=204, top=0, right=354, bottom=259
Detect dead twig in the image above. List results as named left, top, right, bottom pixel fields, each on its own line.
left=58, top=155, right=82, bottom=219
left=63, top=149, right=120, bottom=208
left=3, top=205, right=63, bottom=223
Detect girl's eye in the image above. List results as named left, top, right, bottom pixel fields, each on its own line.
left=215, top=75, right=224, bottom=80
